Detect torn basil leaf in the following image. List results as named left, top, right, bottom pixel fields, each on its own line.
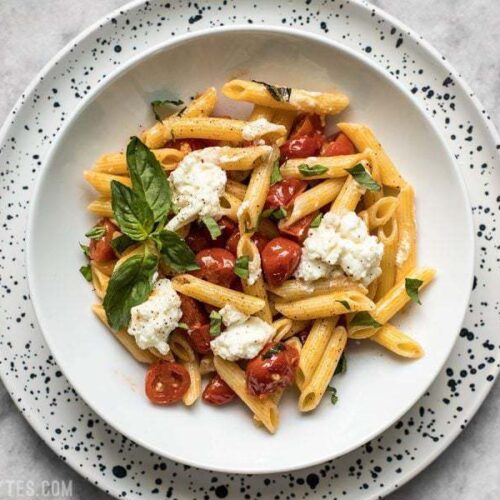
left=110, top=234, right=134, bottom=255
left=234, top=256, right=250, bottom=279
left=298, top=164, right=328, bottom=177
left=270, top=160, right=282, bottom=185
left=336, top=300, right=351, bottom=311
left=202, top=216, right=222, bottom=240
left=326, top=386, right=339, bottom=405
left=262, top=343, right=286, bottom=359
left=151, top=98, right=184, bottom=121
left=349, top=311, right=382, bottom=329
left=154, top=229, right=199, bottom=272
left=79, top=265, right=92, bottom=282
left=345, top=163, right=381, bottom=192
left=209, top=311, right=222, bottom=337
left=80, top=243, right=90, bottom=258
left=271, top=207, right=287, bottom=220
left=334, top=354, right=347, bottom=376
left=405, top=277, right=424, bottom=305
left=252, top=79, right=291, bottom=102
left=310, top=213, right=323, bottom=228
left=85, top=226, right=106, bottom=240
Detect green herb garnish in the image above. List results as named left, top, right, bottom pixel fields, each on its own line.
left=350, top=311, right=382, bottom=329
left=153, top=229, right=199, bottom=272
left=110, top=234, right=134, bottom=255
left=271, top=207, right=287, bottom=220
left=310, top=213, right=323, bottom=228
left=262, top=343, right=286, bottom=359
left=80, top=243, right=90, bottom=258
left=270, top=160, right=282, bottom=185
left=85, top=226, right=106, bottom=240
left=202, top=216, right=222, bottom=240
left=209, top=311, right=222, bottom=337
left=151, top=98, right=184, bottom=121
left=336, top=300, right=351, bottom=311
left=234, top=256, right=250, bottom=279
left=405, top=278, right=424, bottom=305
left=334, top=354, right=347, bottom=376
left=177, top=322, right=189, bottom=330
left=260, top=208, right=275, bottom=219
left=345, top=163, right=381, bottom=192
left=252, top=80, right=291, bottom=102
left=298, top=164, right=329, bottom=177
left=79, top=265, right=92, bottom=282
left=326, top=386, right=339, bottom=405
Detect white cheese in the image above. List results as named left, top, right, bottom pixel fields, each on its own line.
left=219, top=304, right=249, bottom=327
left=289, top=90, right=321, bottom=110
left=127, top=279, right=182, bottom=355
left=210, top=316, right=273, bottom=361
left=241, top=118, right=286, bottom=141
left=294, top=211, right=384, bottom=286
left=236, top=200, right=250, bottom=219
left=166, top=147, right=227, bottom=231
left=395, top=232, right=411, bottom=267
left=247, top=251, right=262, bottom=286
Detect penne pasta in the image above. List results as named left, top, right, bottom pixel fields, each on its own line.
left=168, top=330, right=196, bottom=362
left=395, top=183, right=417, bottom=281
left=182, top=358, right=202, bottom=406
left=219, top=191, right=242, bottom=222
left=199, top=354, right=215, bottom=376
left=330, top=164, right=368, bottom=212
left=225, top=179, right=247, bottom=200
left=248, top=104, right=275, bottom=122
left=376, top=217, right=398, bottom=300
left=84, top=170, right=131, bottom=196
left=371, top=323, right=424, bottom=358
left=91, top=263, right=110, bottom=299
left=87, top=197, right=113, bottom=218
left=358, top=196, right=398, bottom=231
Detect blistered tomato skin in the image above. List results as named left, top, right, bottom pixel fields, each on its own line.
left=280, top=212, right=316, bottom=243
left=246, top=343, right=300, bottom=397
left=225, top=230, right=269, bottom=256
left=179, top=294, right=207, bottom=327
left=290, top=114, right=324, bottom=139
left=261, top=237, right=302, bottom=287
left=186, top=217, right=236, bottom=253
left=202, top=374, right=236, bottom=405
left=188, top=323, right=212, bottom=354
left=193, top=248, right=236, bottom=287
left=145, top=361, right=191, bottom=405
left=89, top=218, right=118, bottom=262
left=279, top=134, right=324, bottom=161
left=320, top=132, right=356, bottom=157
left=265, top=178, right=308, bottom=210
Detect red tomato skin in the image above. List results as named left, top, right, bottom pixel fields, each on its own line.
left=145, top=361, right=191, bottom=405
left=225, top=231, right=269, bottom=256
left=186, top=217, right=236, bottom=253
left=261, top=237, right=302, bottom=287
left=297, top=329, right=311, bottom=344
left=290, top=114, right=324, bottom=139
left=246, top=343, right=299, bottom=397
left=202, top=374, right=236, bottom=405
left=265, top=178, right=308, bottom=210
left=320, top=132, right=356, bottom=157
left=279, top=134, right=324, bottom=161
left=280, top=212, right=316, bottom=243
left=213, top=216, right=236, bottom=247
left=89, top=218, right=118, bottom=262
left=193, top=248, right=236, bottom=288
left=188, top=323, right=212, bottom=354
left=179, top=294, right=208, bottom=327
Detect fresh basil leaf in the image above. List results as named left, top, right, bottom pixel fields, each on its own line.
left=405, top=277, right=424, bottom=305
left=154, top=229, right=199, bottom=272
left=298, top=164, right=329, bottom=177
left=209, top=311, right=222, bottom=338
left=103, top=251, right=159, bottom=330
left=252, top=80, right=291, bottom=102
left=80, top=243, right=90, bottom=258
left=151, top=98, right=184, bottom=121
left=271, top=207, right=287, bottom=220
left=350, top=311, right=382, bottom=329
left=234, top=256, right=249, bottom=279
left=111, top=181, right=154, bottom=241
left=260, top=208, right=275, bottom=219
left=126, top=136, right=172, bottom=222
left=345, top=163, right=381, bottom=192
left=326, top=386, right=338, bottom=405
left=177, top=322, right=189, bottom=330
left=262, top=343, right=285, bottom=359
left=270, top=160, right=282, bottom=185
left=202, top=216, right=222, bottom=240
left=336, top=300, right=351, bottom=311
left=334, top=354, right=347, bottom=376
left=85, top=226, right=106, bottom=240
left=110, top=234, right=134, bottom=255
left=80, top=265, right=92, bottom=282
left=310, top=213, right=323, bottom=228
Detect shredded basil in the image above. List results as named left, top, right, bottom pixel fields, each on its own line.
left=153, top=229, right=199, bottom=272
left=177, top=322, right=189, bottom=330
left=270, top=160, right=282, bottom=185
left=234, top=256, right=250, bottom=279
left=405, top=277, right=424, bottom=305
left=79, top=265, right=92, bottom=282
left=80, top=243, right=90, bottom=258
left=271, top=207, right=287, bottom=220
left=310, top=213, right=323, bottom=228
left=151, top=98, right=184, bottom=121
left=345, top=163, right=381, bottom=192
left=202, top=216, right=222, bottom=240
left=209, top=311, right=222, bottom=337
left=336, top=300, right=351, bottom=311
left=252, top=80, right=291, bottom=102
left=110, top=234, right=134, bottom=255
left=326, top=386, right=339, bottom=405
left=298, top=164, right=328, bottom=177
left=262, top=343, right=286, bottom=359
left=350, top=311, right=382, bottom=329
left=334, top=354, right=347, bottom=376
left=85, top=226, right=106, bottom=240
left=260, top=208, right=275, bottom=219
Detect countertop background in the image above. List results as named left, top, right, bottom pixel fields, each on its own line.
left=1, top=1, right=498, bottom=498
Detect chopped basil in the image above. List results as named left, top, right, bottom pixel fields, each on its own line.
left=252, top=80, right=291, bottom=102
left=202, top=216, right=222, bottom=240
left=349, top=311, right=382, bottom=329
left=154, top=229, right=199, bottom=272
left=262, top=343, right=286, bottom=359
left=110, top=234, right=134, bottom=255
left=103, top=250, right=159, bottom=330
left=209, top=311, right=222, bottom=337
left=326, top=386, right=339, bottom=405
left=334, top=354, right=347, bottom=376
left=345, top=163, right=381, bottom=192
left=260, top=208, right=275, bottom=219
left=80, top=243, right=90, bottom=258
left=310, top=213, right=323, bottom=228
left=271, top=207, right=287, bottom=220
left=270, top=160, right=282, bottom=185
left=405, top=277, right=424, bottom=305
left=177, top=322, right=189, bottom=330
left=234, top=256, right=250, bottom=279
left=79, top=265, right=92, bottom=282
left=298, top=164, right=329, bottom=177
left=151, top=98, right=184, bottom=121
left=336, top=300, right=351, bottom=311
left=85, top=226, right=106, bottom=240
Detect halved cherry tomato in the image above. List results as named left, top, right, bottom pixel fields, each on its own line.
left=320, top=132, right=356, bottom=157
left=261, top=237, right=301, bottom=287
left=290, top=114, right=324, bottom=139
left=225, top=231, right=269, bottom=256
left=279, top=134, right=324, bottom=161
left=280, top=212, right=316, bottom=243
left=89, top=218, right=118, bottom=262
left=193, top=248, right=236, bottom=287
left=214, top=217, right=236, bottom=247
left=145, top=361, right=190, bottom=405
left=186, top=217, right=236, bottom=253
left=188, top=323, right=212, bottom=354
left=203, top=374, right=236, bottom=405
left=179, top=294, right=207, bottom=327
left=246, top=342, right=300, bottom=397
left=265, top=178, right=308, bottom=210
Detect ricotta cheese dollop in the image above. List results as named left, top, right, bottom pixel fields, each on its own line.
left=241, top=118, right=286, bottom=141
left=210, top=315, right=273, bottom=361
left=219, top=304, right=249, bottom=327
left=294, top=211, right=384, bottom=286
left=166, top=147, right=227, bottom=231
left=127, top=278, right=182, bottom=355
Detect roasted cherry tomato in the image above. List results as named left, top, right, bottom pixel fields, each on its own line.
left=246, top=342, right=300, bottom=397
left=145, top=361, right=190, bottom=405
left=261, top=237, right=302, bottom=287
left=290, top=114, right=324, bottom=139
left=202, top=374, right=236, bottom=405
left=179, top=294, right=208, bottom=327
left=193, top=248, right=236, bottom=287
left=186, top=217, right=236, bottom=252
left=320, top=132, right=356, bottom=157
left=280, top=212, right=316, bottom=243
left=280, top=134, right=324, bottom=161
left=214, top=216, right=237, bottom=246
left=188, top=323, right=212, bottom=354
left=225, top=231, right=269, bottom=256
left=265, top=178, right=308, bottom=210
left=297, top=329, right=311, bottom=344
left=89, top=218, right=118, bottom=262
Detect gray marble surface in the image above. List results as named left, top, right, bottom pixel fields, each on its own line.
left=0, top=1, right=499, bottom=498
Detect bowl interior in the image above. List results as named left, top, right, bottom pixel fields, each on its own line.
left=27, top=27, right=473, bottom=473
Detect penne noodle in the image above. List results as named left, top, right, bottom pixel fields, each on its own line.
left=376, top=217, right=398, bottom=300
left=199, top=354, right=215, bottom=376
left=363, top=148, right=384, bottom=207
left=219, top=191, right=242, bottom=222
left=247, top=104, right=275, bottom=121
left=358, top=196, right=399, bottom=231
left=91, top=263, right=110, bottom=299
left=371, top=323, right=424, bottom=358
left=182, top=358, right=202, bottom=406
left=225, top=179, right=247, bottom=200
left=330, top=163, right=368, bottom=212
left=395, top=184, right=417, bottom=281
left=87, top=197, right=113, bottom=218
left=168, top=330, right=196, bottom=362
left=272, top=109, right=297, bottom=145
left=272, top=317, right=293, bottom=342
left=171, top=274, right=265, bottom=315
left=84, top=170, right=131, bottom=196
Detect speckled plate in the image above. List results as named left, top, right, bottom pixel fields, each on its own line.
left=0, top=0, right=498, bottom=498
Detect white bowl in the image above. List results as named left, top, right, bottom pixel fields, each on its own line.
left=26, top=26, right=474, bottom=474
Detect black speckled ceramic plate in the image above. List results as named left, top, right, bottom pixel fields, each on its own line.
left=0, top=0, right=498, bottom=498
